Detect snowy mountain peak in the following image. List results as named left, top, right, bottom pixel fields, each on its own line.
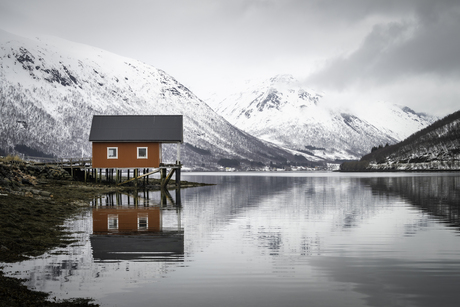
left=209, top=75, right=437, bottom=160
left=269, top=74, right=296, bottom=85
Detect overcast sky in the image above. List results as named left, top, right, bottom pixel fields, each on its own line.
left=1, top=0, right=459, bottom=116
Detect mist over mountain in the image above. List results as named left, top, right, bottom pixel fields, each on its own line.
left=207, top=74, right=436, bottom=161
left=0, top=30, right=302, bottom=169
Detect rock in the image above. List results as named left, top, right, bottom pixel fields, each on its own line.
left=29, top=189, right=41, bottom=195
left=39, top=190, right=52, bottom=197
left=0, top=178, right=11, bottom=187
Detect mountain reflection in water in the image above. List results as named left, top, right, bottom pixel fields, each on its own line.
left=363, top=176, right=460, bottom=229
left=1, top=173, right=460, bottom=307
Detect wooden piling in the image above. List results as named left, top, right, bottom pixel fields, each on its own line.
left=176, top=166, right=181, bottom=188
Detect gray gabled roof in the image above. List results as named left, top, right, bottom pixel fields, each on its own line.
left=89, top=115, right=183, bottom=143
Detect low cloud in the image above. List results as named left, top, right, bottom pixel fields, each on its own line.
left=305, top=0, right=460, bottom=91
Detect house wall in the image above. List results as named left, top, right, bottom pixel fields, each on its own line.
left=92, top=142, right=161, bottom=168
left=92, top=207, right=161, bottom=234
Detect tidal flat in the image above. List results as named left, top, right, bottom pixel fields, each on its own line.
left=0, top=172, right=207, bottom=306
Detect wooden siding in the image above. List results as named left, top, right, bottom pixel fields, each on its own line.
left=92, top=142, right=161, bottom=168
left=92, top=207, right=161, bottom=234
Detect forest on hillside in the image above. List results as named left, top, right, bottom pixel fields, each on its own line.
left=341, top=110, right=460, bottom=171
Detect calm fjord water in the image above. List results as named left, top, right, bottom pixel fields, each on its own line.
left=3, top=172, right=460, bottom=307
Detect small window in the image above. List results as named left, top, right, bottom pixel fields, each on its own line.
left=137, top=147, right=148, bottom=159
left=108, top=147, right=118, bottom=159
left=108, top=214, right=118, bottom=230
left=138, top=214, right=148, bottom=230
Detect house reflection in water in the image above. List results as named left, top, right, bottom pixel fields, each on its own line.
left=90, top=190, right=183, bottom=262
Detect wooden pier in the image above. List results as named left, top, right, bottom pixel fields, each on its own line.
left=27, top=156, right=182, bottom=189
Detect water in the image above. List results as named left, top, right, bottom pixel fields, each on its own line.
left=2, top=172, right=460, bottom=306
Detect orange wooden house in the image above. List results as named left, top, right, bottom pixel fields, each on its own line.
left=89, top=115, right=183, bottom=169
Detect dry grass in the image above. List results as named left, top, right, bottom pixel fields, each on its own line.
left=0, top=155, right=24, bottom=163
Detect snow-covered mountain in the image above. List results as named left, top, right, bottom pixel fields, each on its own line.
left=0, top=30, right=300, bottom=168
left=207, top=74, right=436, bottom=160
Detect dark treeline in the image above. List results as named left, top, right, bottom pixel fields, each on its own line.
left=341, top=109, right=460, bottom=171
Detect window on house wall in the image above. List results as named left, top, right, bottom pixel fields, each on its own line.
left=138, top=214, right=148, bottom=230
left=108, top=214, right=118, bottom=230
left=137, top=147, right=148, bottom=159
left=107, top=147, right=118, bottom=159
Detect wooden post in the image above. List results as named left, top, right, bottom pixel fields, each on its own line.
left=176, top=166, right=181, bottom=188
left=134, top=169, right=138, bottom=188
left=161, top=168, right=176, bottom=189
left=161, top=189, right=167, bottom=207
left=160, top=168, right=166, bottom=187
left=175, top=188, right=182, bottom=207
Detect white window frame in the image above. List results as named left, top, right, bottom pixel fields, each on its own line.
left=107, top=147, right=118, bottom=159
left=138, top=214, right=148, bottom=230
left=108, top=214, right=119, bottom=230
left=137, top=147, right=148, bottom=159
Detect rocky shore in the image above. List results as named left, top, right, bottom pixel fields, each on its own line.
left=0, top=159, right=208, bottom=306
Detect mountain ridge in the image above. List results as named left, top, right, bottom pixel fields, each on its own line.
left=341, top=109, right=460, bottom=171
left=0, top=30, right=304, bottom=169
left=207, top=74, right=437, bottom=161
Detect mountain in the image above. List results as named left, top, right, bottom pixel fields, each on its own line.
left=341, top=110, right=460, bottom=171
left=207, top=74, right=436, bottom=161
left=0, top=30, right=302, bottom=169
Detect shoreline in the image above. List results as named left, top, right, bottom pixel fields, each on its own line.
left=0, top=161, right=210, bottom=306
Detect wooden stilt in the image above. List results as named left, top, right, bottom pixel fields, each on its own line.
left=161, top=189, right=167, bottom=207
left=176, top=167, right=181, bottom=188
left=175, top=188, right=182, bottom=207
left=161, top=168, right=176, bottom=189
left=160, top=168, right=166, bottom=187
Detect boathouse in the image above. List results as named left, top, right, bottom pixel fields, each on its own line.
left=89, top=115, right=183, bottom=169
